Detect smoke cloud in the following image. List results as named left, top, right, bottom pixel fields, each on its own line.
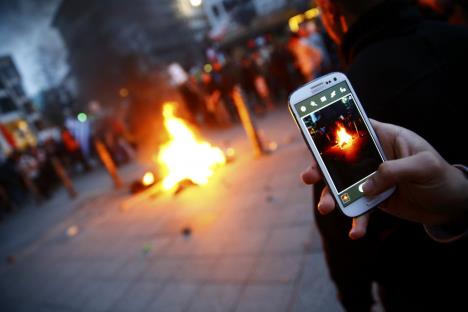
left=0, top=0, right=68, bottom=96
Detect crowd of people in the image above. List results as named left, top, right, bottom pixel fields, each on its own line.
left=0, top=114, right=136, bottom=219
left=174, top=21, right=335, bottom=128
left=1, top=23, right=334, bottom=218
left=0, top=128, right=85, bottom=216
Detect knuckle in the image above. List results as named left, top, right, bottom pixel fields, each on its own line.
left=421, top=151, right=443, bottom=172
left=378, top=162, right=393, bottom=178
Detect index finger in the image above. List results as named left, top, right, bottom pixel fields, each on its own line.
left=369, top=119, right=402, bottom=160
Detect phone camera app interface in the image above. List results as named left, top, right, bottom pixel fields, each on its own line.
left=296, top=82, right=383, bottom=206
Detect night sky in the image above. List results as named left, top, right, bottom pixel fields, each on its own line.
left=0, top=0, right=68, bottom=96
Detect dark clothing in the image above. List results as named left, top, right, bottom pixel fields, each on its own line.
left=269, top=46, right=296, bottom=96
left=342, top=0, right=467, bottom=164
left=0, top=159, right=24, bottom=210
left=315, top=1, right=468, bottom=311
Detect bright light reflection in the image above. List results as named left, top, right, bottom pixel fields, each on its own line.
left=190, top=0, right=202, bottom=7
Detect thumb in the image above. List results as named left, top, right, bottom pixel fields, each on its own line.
left=363, top=152, right=435, bottom=196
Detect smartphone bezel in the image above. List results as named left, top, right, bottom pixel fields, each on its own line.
left=289, top=72, right=395, bottom=217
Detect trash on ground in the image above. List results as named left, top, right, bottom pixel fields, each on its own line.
left=66, top=225, right=79, bottom=237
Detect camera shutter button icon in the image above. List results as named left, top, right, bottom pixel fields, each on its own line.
left=300, top=106, right=307, bottom=112
left=358, top=183, right=365, bottom=193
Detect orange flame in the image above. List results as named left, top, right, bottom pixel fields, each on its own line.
left=336, top=124, right=353, bottom=148
left=157, top=103, right=226, bottom=190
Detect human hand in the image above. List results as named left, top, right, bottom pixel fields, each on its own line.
left=302, top=119, right=468, bottom=239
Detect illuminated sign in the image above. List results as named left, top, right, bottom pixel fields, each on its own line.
left=288, top=8, right=320, bottom=32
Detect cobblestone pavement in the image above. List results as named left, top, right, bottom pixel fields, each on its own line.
left=0, top=109, right=344, bottom=312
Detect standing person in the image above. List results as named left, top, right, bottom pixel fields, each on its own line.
left=309, top=0, right=468, bottom=311
left=287, top=33, right=322, bottom=82
left=0, top=153, right=24, bottom=213
left=212, top=60, right=239, bottom=123
left=61, top=127, right=91, bottom=172
left=240, top=54, right=269, bottom=114
left=418, top=0, right=468, bottom=23
left=250, top=51, right=274, bottom=110
left=268, top=39, right=296, bottom=98
left=303, top=21, right=331, bottom=74
left=29, top=146, right=52, bottom=198
left=15, top=150, right=44, bottom=203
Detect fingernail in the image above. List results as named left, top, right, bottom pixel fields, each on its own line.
left=317, top=202, right=323, bottom=214
left=362, top=179, right=374, bottom=193
left=349, top=228, right=364, bottom=240
left=317, top=203, right=326, bottom=215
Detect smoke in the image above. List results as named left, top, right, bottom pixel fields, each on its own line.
left=0, top=0, right=68, bottom=96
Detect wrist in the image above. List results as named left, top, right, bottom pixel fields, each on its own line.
left=424, top=165, right=468, bottom=243
left=431, top=164, right=468, bottom=226
left=449, top=165, right=468, bottom=218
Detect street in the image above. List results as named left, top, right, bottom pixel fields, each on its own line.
left=0, top=109, right=343, bottom=312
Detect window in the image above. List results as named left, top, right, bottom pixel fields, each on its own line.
left=13, top=85, right=25, bottom=98
left=212, top=5, right=220, bottom=17
left=0, top=97, right=17, bottom=113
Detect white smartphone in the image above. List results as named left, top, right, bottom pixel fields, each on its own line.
left=289, top=72, right=395, bottom=217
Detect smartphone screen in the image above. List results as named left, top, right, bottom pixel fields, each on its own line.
left=294, top=81, right=384, bottom=207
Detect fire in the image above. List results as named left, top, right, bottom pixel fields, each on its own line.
left=336, top=124, right=353, bottom=148
left=157, top=103, right=226, bottom=190
left=142, top=172, right=155, bottom=186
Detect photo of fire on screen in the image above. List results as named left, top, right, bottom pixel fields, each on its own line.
left=302, top=95, right=382, bottom=192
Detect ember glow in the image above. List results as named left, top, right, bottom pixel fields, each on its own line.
left=157, top=103, right=226, bottom=190
left=336, top=124, right=353, bottom=149
left=142, top=172, right=155, bottom=186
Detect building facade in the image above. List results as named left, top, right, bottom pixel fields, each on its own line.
left=0, top=56, right=38, bottom=156
left=202, top=0, right=288, bottom=28
left=201, top=0, right=311, bottom=40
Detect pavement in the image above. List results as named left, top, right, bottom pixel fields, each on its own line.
left=0, top=108, right=344, bottom=312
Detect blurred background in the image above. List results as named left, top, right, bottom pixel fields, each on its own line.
left=0, top=0, right=334, bottom=163
left=0, top=0, right=348, bottom=311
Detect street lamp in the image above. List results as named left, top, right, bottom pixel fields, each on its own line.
left=189, top=0, right=202, bottom=7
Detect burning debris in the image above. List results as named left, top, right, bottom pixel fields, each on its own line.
left=335, top=123, right=353, bottom=149
left=124, top=102, right=229, bottom=208
left=224, top=147, right=236, bottom=163
left=156, top=103, right=226, bottom=191
left=130, top=171, right=157, bottom=194
left=181, top=226, right=192, bottom=238
left=174, top=179, right=197, bottom=195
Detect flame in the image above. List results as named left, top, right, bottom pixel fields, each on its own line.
left=142, top=172, right=155, bottom=186
left=157, top=103, right=226, bottom=190
left=336, top=124, right=353, bottom=148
